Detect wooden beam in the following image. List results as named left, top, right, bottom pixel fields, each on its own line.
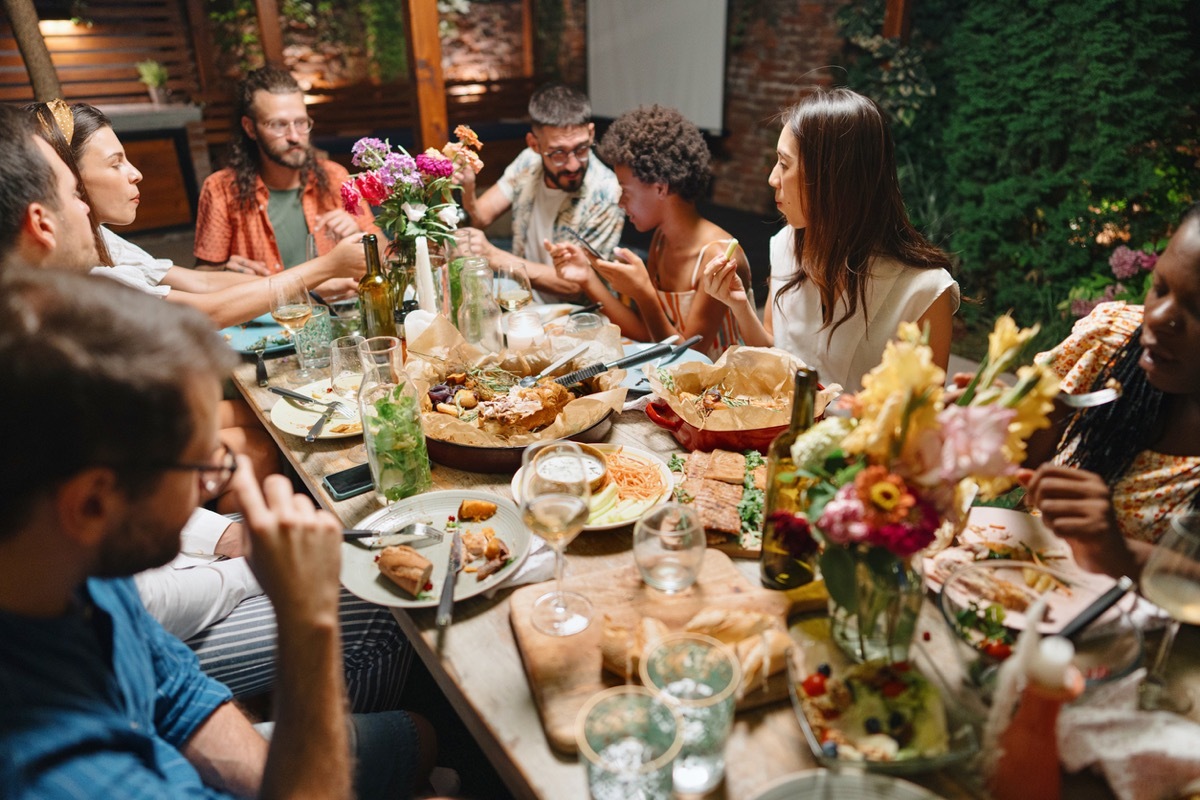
left=2, top=0, right=62, bottom=100
left=404, top=0, right=447, bottom=150
left=183, top=0, right=219, bottom=94
left=882, top=0, right=912, bottom=43
left=520, top=0, right=534, bottom=77
left=252, top=0, right=285, bottom=66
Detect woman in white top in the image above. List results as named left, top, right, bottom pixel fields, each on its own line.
left=702, top=88, right=959, bottom=392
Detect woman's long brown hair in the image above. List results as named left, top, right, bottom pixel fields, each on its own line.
left=774, top=88, right=950, bottom=338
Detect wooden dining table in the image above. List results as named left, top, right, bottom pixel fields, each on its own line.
left=232, top=358, right=1199, bottom=800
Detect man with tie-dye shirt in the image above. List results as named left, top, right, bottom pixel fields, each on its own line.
left=453, top=83, right=623, bottom=302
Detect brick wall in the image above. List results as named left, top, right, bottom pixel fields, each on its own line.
left=710, top=0, right=848, bottom=215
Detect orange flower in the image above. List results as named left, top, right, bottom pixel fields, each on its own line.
left=454, top=124, right=483, bottom=150
left=854, top=466, right=916, bottom=526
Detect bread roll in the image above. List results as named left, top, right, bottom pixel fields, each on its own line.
left=735, top=629, right=792, bottom=694
left=377, top=545, right=433, bottom=597
left=684, top=608, right=777, bottom=644
left=600, top=615, right=670, bottom=679
left=458, top=498, right=498, bottom=522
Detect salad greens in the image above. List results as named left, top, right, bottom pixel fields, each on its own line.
left=364, top=387, right=432, bottom=502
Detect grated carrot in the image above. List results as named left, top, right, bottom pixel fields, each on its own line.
left=606, top=448, right=666, bottom=500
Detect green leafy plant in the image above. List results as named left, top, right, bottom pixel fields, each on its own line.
left=136, top=60, right=169, bottom=88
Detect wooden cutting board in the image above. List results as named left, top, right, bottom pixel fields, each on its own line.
left=509, top=549, right=820, bottom=754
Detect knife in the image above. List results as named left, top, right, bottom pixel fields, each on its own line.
left=553, top=341, right=674, bottom=386
left=436, top=532, right=464, bottom=628
left=269, top=386, right=340, bottom=409
left=1057, top=576, right=1135, bottom=640
left=305, top=404, right=337, bottom=442
left=660, top=334, right=704, bottom=365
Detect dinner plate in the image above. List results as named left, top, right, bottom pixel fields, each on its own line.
left=219, top=313, right=294, bottom=356
left=268, top=379, right=362, bottom=439
left=749, top=769, right=945, bottom=800
left=622, top=342, right=712, bottom=393
left=924, top=506, right=1074, bottom=589
left=340, top=490, right=530, bottom=608
left=509, top=443, right=674, bottom=531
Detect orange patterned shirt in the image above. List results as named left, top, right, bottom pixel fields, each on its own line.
left=194, top=161, right=378, bottom=272
left=1042, top=301, right=1200, bottom=542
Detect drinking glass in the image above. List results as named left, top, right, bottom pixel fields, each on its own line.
left=576, top=686, right=682, bottom=800
left=633, top=503, right=705, bottom=593
left=357, top=336, right=402, bottom=382
left=495, top=262, right=533, bottom=312
left=1137, top=512, right=1200, bottom=713
left=293, top=304, right=332, bottom=381
left=521, top=440, right=593, bottom=636
left=330, top=334, right=367, bottom=463
left=269, top=273, right=312, bottom=385
left=639, top=633, right=741, bottom=794
left=305, top=232, right=318, bottom=263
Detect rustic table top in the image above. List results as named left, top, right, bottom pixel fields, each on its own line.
left=232, top=358, right=1197, bottom=800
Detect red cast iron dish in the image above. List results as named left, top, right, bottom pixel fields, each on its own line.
left=644, top=401, right=785, bottom=455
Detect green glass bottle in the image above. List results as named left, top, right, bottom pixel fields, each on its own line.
left=359, top=234, right=397, bottom=339
left=760, top=367, right=820, bottom=590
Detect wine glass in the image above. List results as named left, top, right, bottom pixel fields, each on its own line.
left=330, top=334, right=367, bottom=463
left=269, top=273, right=312, bottom=386
left=495, top=263, right=533, bottom=312
left=521, top=440, right=592, bottom=636
left=1137, top=511, right=1200, bottom=713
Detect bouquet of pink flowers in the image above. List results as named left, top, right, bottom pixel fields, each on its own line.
left=341, top=125, right=483, bottom=248
left=779, top=317, right=1061, bottom=660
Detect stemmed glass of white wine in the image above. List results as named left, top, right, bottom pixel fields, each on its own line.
left=496, top=263, right=533, bottom=312
left=521, top=440, right=592, bottom=636
left=269, top=273, right=313, bottom=385
left=1138, top=511, right=1200, bottom=713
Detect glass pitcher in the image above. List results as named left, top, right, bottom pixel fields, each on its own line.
left=357, top=337, right=432, bottom=504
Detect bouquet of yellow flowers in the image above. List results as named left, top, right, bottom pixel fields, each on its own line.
left=779, top=317, right=1060, bottom=661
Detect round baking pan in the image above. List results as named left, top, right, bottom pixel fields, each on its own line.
left=424, top=410, right=614, bottom=473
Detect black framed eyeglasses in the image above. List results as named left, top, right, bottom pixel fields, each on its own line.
left=543, top=141, right=592, bottom=167
left=259, top=117, right=314, bottom=136
left=157, top=443, right=238, bottom=496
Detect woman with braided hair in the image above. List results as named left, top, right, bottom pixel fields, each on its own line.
left=1020, top=203, right=1200, bottom=580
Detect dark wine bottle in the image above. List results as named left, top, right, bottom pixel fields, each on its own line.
left=359, top=234, right=397, bottom=339
left=760, top=367, right=819, bottom=590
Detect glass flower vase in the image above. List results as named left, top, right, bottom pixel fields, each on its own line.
left=358, top=361, right=432, bottom=505
left=820, top=545, right=924, bottom=663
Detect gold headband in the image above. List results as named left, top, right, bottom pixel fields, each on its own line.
left=39, top=98, right=75, bottom=146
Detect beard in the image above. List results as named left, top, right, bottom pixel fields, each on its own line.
left=260, top=137, right=311, bottom=170
left=92, top=508, right=184, bottom=578
left=544, top=162, right=587, bottom=193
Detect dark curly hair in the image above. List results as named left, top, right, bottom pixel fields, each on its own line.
left=596, top=105, right=711, bottom=203
left=227, top=66, right=330, bottom=211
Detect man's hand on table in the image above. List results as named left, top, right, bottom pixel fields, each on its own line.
left=225, top=255, right=271, bottom=276
left=314, top=209, right=362, bottom=242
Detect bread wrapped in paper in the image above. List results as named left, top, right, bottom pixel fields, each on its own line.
left=684, top=608, right=778, bottom=645
left=735, top=629, right=792, bottom=695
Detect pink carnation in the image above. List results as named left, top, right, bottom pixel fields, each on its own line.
left=937, top=404, right=1017, bottom=484
left=817, top=485, right=871, bottom=546
left=1109, top=246, right=1141, bottom=280
left=864, top=497, right=940, bottom=557
left=355, top=172, right=388, bottom=206
left=415, top=152, right=453, bottom=178
left=340, top=181, right=363, bottom=215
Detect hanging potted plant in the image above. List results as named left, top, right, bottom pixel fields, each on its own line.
left=136, top=60, right=170, bottom=106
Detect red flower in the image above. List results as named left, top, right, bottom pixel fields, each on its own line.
left=340, top=181, right=363, bottom=215
left=767, top=510, right=818, bottom=556
left=355, top=172, right=388, bottom=206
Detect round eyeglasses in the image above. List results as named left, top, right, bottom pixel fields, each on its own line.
left=258, top=117, right=314, bottom=136
left=543, top=141, right=592, bottom=167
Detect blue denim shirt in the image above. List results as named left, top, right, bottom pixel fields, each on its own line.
left=0, top=578, right=234, bottom=798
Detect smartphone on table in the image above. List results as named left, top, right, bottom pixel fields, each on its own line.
left=322, top=463, right=373, bottom=501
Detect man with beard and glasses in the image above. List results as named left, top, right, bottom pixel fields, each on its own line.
left=453, top=83, right=623, bottom=301
left=0, top=269, right=435, bottom=798
left=194, top=67, right=378, bottom=276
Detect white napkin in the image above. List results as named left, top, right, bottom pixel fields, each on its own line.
left=623, top=392, right=655, bottom=413
left=1058, top=669, right=1200, bottom=800
left=483, top=534, right=555, bottom=598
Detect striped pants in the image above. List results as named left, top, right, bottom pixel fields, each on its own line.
left=185, top=587, right=412, bottom=713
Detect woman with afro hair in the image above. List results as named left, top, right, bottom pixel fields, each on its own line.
left=547, top=105, right=750, bottom=359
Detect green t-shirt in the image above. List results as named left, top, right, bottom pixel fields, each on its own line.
left=268, top=188, right=308, bottom=269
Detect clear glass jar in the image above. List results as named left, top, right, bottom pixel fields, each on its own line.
left=357, top=337, right=432, bottom=505
left=456, top=257, right=503, bottom=352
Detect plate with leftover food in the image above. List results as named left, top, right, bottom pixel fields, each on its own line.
left=340, top=490, right=530, bottom=608
left=220, top=313, right=294, bottom=356
left=925, top=507, right=1073, bottom=591
left=269, top=380, right=363, bottom=439
left=749, top=769, right=946, bottom=800
left=511, top=443, right=673, bottom=531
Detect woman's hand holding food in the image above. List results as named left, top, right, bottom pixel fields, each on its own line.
left=701, top=253, right=750, bottom=308
left=1018, top=464, right=1133, bottom=577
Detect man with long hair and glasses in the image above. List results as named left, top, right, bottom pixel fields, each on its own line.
left=0, top=268, right=435, bottom=798
left=453, top=82, right=624, bottom=301
left=194, top=66, right=378, bottom=277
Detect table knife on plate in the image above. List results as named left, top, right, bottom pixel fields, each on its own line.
left=436, top=532, right=464, bottom=628
left=553, top=341, right=674, bottom=386
left=305, top=404, right=337, bottom=442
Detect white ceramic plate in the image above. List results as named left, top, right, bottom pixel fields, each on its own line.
left=219, top=313, right=294, bottom=355
left=340, top=490, right=530, bottom=608
left=268, top=379, right=362, bottom=439
left=510, top=443, right=674, bottom=531
left=622, top=342, right=712, bottom=393
left=750, top=770, right=945, bottom=800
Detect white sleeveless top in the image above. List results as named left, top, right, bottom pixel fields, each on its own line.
left=768, top=228, right=959, bottom=393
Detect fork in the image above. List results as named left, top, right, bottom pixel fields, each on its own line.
left=269, top=386, right=354, bottom=416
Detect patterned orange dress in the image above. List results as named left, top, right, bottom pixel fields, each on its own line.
left=1043, top=301, right=1200, bottom=543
